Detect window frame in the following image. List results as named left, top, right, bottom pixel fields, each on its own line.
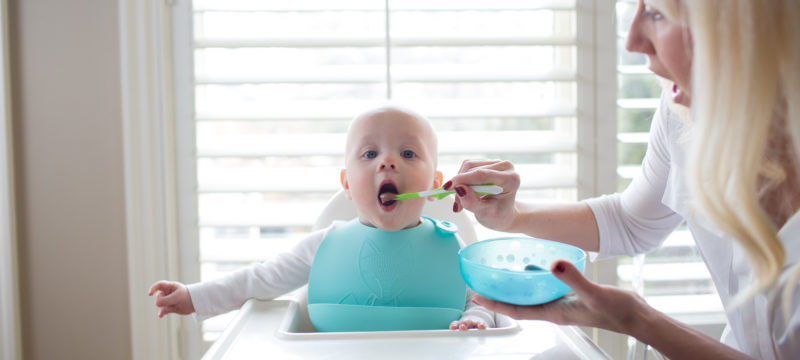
left=125, top=0, right=621, bottom=357
left=0, top=0, right=22, bottom=358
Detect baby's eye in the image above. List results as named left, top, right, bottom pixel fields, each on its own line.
left=401, top=150, right=415, bottom=159
left=643, top=5, right=664, bottom=20
left=363, top=150, right=378, bottom=159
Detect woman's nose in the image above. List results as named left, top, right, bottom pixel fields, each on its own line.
left=625, top=3, right=655, bottom=55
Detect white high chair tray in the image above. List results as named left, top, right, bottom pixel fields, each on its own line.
left=203, top=298, right=610, bottom=359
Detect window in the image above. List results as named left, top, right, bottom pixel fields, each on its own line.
left=614, top=0, right=724, bottom=324
left=178, top=0, right=600, bottom=349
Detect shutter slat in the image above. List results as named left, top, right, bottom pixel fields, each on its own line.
left=197, top=131, right=576, bottom=158
left=197, top=164, right=576, bottom=194
left=617, top=98, right=659, bottom=110
left=194, top=0, right=576, bottom=13
left=195, top=36, right=577, bottom=49
left=197, top=101, right=575, bottom=121
left=196, top=67, right=576, bottom=84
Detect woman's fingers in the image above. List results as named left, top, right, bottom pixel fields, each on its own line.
left=450, top=161, right=516, bottom=188
left=472, top=295, right=538, bottom=320
left=549, top=260, right=596, bottom=299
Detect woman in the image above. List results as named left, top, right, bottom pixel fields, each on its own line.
left=445, top=1, right=800, bottom=358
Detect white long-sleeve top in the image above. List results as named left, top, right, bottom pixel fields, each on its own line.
left=585, top=91, right=800, bottom=359
left=187, top=220, right=496, bottom=328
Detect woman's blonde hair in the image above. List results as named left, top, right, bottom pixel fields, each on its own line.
left=649, top=0, right=800, bottom=312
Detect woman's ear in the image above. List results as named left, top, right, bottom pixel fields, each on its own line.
left=340, top=169, right=352, bottom=200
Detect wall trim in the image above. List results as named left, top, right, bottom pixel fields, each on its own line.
left=119, top=0, right=182, bottom=358
left=0, top=0, right=21, bottom=358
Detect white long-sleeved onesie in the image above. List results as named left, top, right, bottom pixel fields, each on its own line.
left=188, top=219, right=495, bottom=327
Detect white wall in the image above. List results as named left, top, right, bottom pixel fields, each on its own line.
left=9, top=0, right=132, bottom=358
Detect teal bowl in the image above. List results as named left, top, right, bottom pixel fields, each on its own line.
left=459, top=237, right=586, bottom=305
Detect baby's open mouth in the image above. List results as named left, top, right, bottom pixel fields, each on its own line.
left=378, top=183, right=398, bottom=206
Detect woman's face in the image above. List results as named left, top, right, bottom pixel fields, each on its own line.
left=626, top=0, right=693, bottom=107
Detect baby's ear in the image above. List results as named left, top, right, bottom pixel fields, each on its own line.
left=428, top=171, right=443, bottom=202
left=340, top=169, right=353, bottom=200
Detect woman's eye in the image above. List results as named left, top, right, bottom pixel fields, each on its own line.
left=401, top=150, right=415, bottom=159
left=363, top=150, right=377, bottom=159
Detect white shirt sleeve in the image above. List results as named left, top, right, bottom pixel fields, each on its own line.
left=459, top=288, right=497, bottom=327
left=187, top=225, right=332, bottom=320
left=584, top=92, right=685, bottom=258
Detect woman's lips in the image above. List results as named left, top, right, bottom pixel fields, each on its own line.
left=672, top=82, right=687, bottom=105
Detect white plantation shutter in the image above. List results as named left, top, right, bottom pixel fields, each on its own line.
left=614, top=0, right=724, bottom=324
left=178, top=0, right=608, bottom=348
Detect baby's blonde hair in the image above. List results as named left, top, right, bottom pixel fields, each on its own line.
left=648, top=0, right=800, bottom=313
left=344, top=104, right=438, bottom=167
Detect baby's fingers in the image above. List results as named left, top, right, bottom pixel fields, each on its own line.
left=148, top=281, right=175, bottom=296
left=157, top=305, right=177, bottom=318
left=155, top=288, right=186, bottom=308
left=449, top=319, right=487, bottom=331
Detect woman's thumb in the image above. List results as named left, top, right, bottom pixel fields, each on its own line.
left=550, top=259, right=594, bottom=296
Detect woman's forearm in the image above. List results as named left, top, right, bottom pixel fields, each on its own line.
left=633, top=308, right=753, bottom=360
left=509, top=201, right=600, bottom=252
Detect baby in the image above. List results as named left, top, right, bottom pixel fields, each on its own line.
left=149, top=105, right=493, bottom=331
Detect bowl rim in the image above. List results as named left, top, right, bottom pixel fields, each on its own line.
left=459, top=236, right=587, bottom=273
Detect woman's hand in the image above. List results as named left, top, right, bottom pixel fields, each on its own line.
left=475, top=259, right=753, bottom=359
left=148, top=280, right=196, bottom=318
left=445, top=159, right=521, bottom=232
left=472, top=259, right=647, bottom=335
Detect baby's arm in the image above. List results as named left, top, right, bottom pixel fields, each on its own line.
left=450, top=289, right=496, bottom=330
left=148, top=226, right=331, bottom=319
left=148, top=280, right=195, bottom=318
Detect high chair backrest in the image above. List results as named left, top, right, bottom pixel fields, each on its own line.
left=312, top=190, right=478, bottom=245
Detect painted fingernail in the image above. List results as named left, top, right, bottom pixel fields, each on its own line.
left=455, top=186, right=466, bottom=197
left=555, top=263, right=566, bottom=274
left=443, top=180, right=453, bottom=190
left=453, top=202, right=460, bottom=212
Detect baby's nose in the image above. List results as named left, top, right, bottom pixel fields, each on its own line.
left=379, top=156, right=397, bottom=170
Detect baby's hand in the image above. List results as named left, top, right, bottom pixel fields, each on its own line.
left=449, top=319, right=487, bottom=331
left=148, top=280, right=195, bottom=318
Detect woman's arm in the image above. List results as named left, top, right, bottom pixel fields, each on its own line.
left=474, top=259, right=754, bottom=360
left=450, top=92, right=684, bottom=256
left=446, top=160, right=600, bottom=252
left=511, top=201, right=600, bottom=252
left=634, top=308, right=752, bottom=359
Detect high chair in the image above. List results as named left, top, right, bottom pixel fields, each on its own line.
left=202, top=191, right=609, bottom=359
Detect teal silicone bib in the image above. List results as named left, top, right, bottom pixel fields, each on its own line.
left=307, top=217, right=467, bottom=332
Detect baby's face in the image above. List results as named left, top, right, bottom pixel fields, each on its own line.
left=341, top=108, right=441, bottom=231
